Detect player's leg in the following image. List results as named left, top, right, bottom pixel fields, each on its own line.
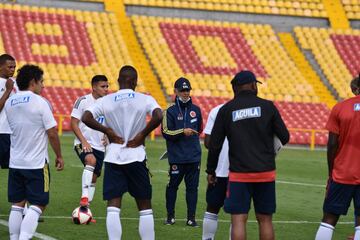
left=315, top=180, right=353, bottom=240
left=8, top=168, right=26, bottom=240
left=223, top=181, right=252, bottom=240
left=74, top=145, right=96, bottom=207
left=165, top=163, right=185, bottom=224
left=184, top=162, right=200, bottom=227
left=253, top=181, right=276, bottom=240
left=103, top=162, right=126, bottom=240
left=127, top=160, right=155, bottom=240
left=19, top=164, right=49, bottom=240
left=202, top=177, right=228, bottom=240
left=88, top=149, right=105, bottom=204
left=352, top=186, right=360, bottom=240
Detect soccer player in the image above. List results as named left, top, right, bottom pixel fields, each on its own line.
left=207, top=71, right=289, bottom=240
left=5, top=65, right=64, bottom=240
left=0, top=54, right=17, bottom=169
left=315, top=75, right=360, bottom=240
left=202, top=103, right=229, bottom=240
left=82, top=65, right=162, bottom=240
left=71, top=75, right=109, bottom=208
left=162, top=77, right=203, bottom=227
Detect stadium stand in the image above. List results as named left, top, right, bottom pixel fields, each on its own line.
left=124, top=0, right=328, bottom=18
left=294, top=26, right=360, bottom=99
left=342, top=0, right=360, bottom=19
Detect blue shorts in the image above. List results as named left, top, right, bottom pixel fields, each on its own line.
left=103, top=161, right=152, bottom=201
left=323, top=180, right=360, bottom=216
left=74, top=144, right=104, bottom=177
left=0, top=134, right=10, bottom=169
left=224, top=181, right=276, bottom=215
left=8, top=164, right=50, bottom=206
left=206, top=177, right=228, bottom=209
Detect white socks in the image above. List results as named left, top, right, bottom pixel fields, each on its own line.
left=89, top=183, right=96, bottom=202
left=315, top=222, right=335, bottom=240
left=202, top=212, right=218, bottom=240
left=9, top=206, right=24, bottom=240
left=19, top=205, right=42, bottom=240
left=107, top=207, right=122, bottom=240
left=139, top=209, right=155, bottom=240
left=354, top=226, right=360, bottom=240
left=82, top=165, right=94, bottom=199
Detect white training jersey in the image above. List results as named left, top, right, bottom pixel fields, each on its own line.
left=71, top=93, right=105, bottom=152
left=204, top=104, right=229, bottom=177
left=5, top=91, right=57, bottom=169
left=88, top=89, right=161, bottom=165
left=0, top=77, right=18, bottom=134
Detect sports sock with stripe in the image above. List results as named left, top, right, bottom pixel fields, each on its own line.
left=139, top=209, right=155, bottom=240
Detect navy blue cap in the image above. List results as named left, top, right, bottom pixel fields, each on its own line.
left=174, top=77, right=192, bottom=91
left=231, top=71, right=262, bottom=86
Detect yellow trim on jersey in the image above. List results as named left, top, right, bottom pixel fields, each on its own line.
left=162, top=109, right=183, bottom=136
left=43, top=163, right=49, bottom=193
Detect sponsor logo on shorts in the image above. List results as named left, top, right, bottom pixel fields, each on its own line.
left=232, top=107, right=261, bottom=122
left=11, top=96, right=30, bottom=106
left=190, top=111, right=196, bottom=118
left=114, top=93, right=135, bottom=102
left=171, top=165, right=179, bottom=174
left=354, top=103, right=360, bottom=112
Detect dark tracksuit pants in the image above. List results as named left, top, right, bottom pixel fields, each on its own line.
left=166, top=162, right=200, bottom=219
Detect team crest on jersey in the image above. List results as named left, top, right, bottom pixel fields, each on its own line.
left=232, top=107, right=261, bottom=122
left=354, top=103, right=360, bottom=112
left=97, top=116, right=105, bottom=124
left=177, top=113, right=183, bottom=120
left=190, top=111, right=196, bottom=118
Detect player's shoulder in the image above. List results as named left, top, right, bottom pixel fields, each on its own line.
left=37, top=95, right=53, bottom=110
left=73, top=94, right=90, bottom=107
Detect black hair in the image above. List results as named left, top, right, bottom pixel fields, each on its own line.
left=91, top=75, right=108, bottom=86
left=118, top=65, right=137, bottom=82
left=0, top=54, right=15, bottom=66
left=16, top=65, right=44, bottom=91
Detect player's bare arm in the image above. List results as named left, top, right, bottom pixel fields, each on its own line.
left=47, top=127, right=64, bottom=171
left=0, top=78, right=14, bottom=111
left=327, top=132, right=339, bottom=178
left=127, top=108, right=163, bottom=148
left=82, top=110, right=124, bottom=144
left=71, top=116, right=92, bottom=153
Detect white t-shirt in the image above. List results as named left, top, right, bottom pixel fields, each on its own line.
left=5, top=91, right=57, bottom=169
left=71, top=93, right=105, bottom=152
left=0, top=77, right=18, bottom=134
left=88, top=89, right=161, bottom=165
left=204, top=104, right=229, bottom=177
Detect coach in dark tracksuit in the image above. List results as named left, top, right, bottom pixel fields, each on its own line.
left=162, top=77, right=203, bottom=227
left=207, top=71, right=289, bottom=240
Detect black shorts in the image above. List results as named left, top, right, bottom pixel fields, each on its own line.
left=224, top=181, right=276, bottom=215
left=323, top=180, right=360, bottom=216
left=8, top=164, right=50, bottom=206
left=0, top=134, right=10, bottom=169
left=206, top=177, right=228, bottom=209
left=103, top=161, right=152, bottom=201
left=74, top=144, right=105, bottom=177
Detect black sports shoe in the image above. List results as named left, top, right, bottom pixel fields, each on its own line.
left=164, top=216, right=175, bottom=225
left=186, top=219, right=199, bottom=227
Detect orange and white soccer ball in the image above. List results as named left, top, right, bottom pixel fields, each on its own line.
left=72, top=206, right=93, bottom=225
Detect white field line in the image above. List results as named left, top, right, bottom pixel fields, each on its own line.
left=0, top=215, right=354, bottom=225
left=0, top=219, right=58, bottom=240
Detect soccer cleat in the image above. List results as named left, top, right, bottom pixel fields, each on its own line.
left=90, top=218, right=97, bottom=224
left=164, top=216, right=175, bottom=225
left=186, top=219, right=199, bottom=227
left=79, top=197, right=89, bottom=207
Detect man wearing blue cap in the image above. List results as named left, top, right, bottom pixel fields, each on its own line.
left=162, top=77, right=203, bottom=227
left=207, top=71, right=289, bottom=240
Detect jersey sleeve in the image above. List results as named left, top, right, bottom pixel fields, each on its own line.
left=40, top=98, right=57, bottom=130
left=87, top=97, right=104, bottom=119
left=204, top=108, right=217, bottom=135
left=146, top=95, right=161, bottom=115
left=71, top=97, right=86, bottom=120
left=326, top=103, right=340, bottom=134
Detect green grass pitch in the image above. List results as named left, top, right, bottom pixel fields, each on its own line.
left=0, top=135, right=356, bottom=239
